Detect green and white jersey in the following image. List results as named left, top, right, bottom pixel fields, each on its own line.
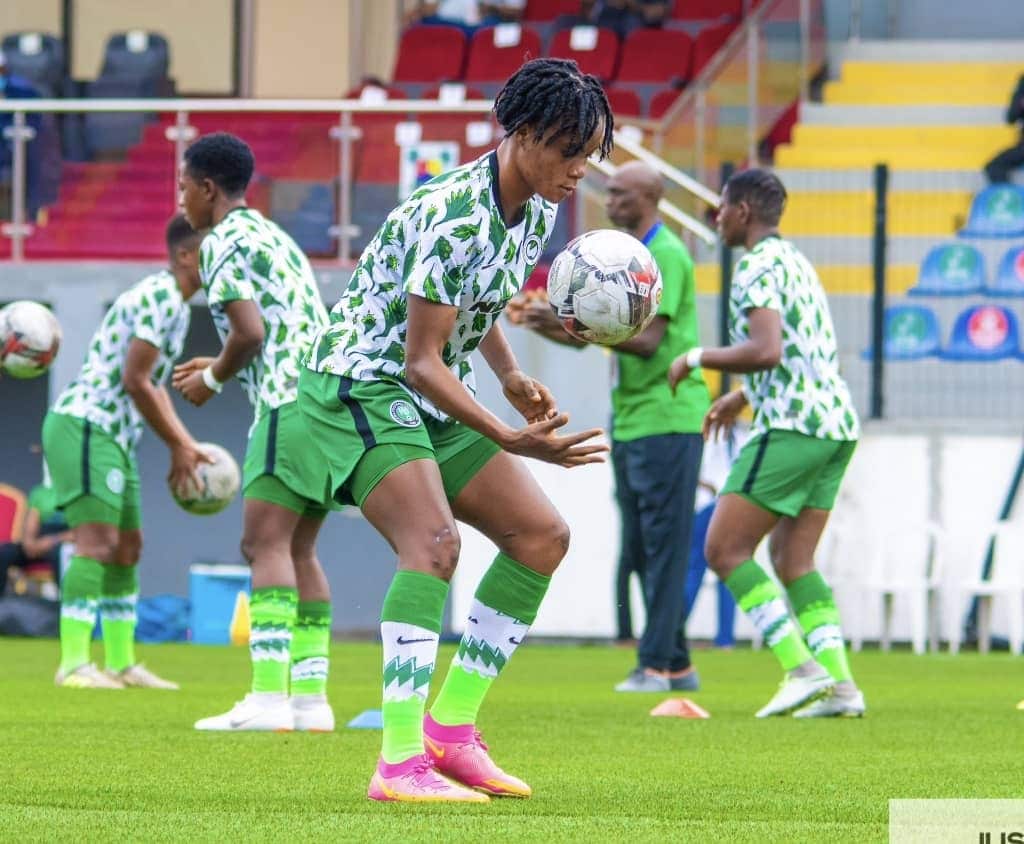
left=730, top=236, right=860, bottom=441
left=53, top=271, right=189, bottom=454
left=201, top=208, right=329, bottom=421
left=308, top=151, right=557, bottom=421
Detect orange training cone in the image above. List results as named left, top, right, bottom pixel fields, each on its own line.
left=650, top=698, right=711, bottom=719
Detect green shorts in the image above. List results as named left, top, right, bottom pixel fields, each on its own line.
left=721, top=429, right=856, bottom=518
left=297, top=369, right=501, bottom=507
left=243, top=401, right=335, bottom=518
left=41, top=411, right=142, bottom=530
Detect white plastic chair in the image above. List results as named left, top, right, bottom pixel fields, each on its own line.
left=853, top=521, right=945, bottom=655
left=949, top=521, right=1024, bottom=656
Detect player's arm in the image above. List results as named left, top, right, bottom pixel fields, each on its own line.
left=405, top=295, right=606, bottom=467
left=479, top=319, right=558, bottom=423
left=173, top=300, right=264, bottom=406
left=517, top=298, right=588, bottom=349
left=124, top=338, right=210, bottom=493
left=614, top=316, right=668, bottom=358
left=20, top=507, right=59, bottom=559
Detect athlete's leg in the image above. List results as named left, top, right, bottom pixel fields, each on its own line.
left=59, top=520, right=119, bottom=681
left=100, top=528, right=141, bottom=675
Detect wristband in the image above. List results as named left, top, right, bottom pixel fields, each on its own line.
left=685, top=347, right=704, bottom=369
left=201, top=365, right=224, bottom=394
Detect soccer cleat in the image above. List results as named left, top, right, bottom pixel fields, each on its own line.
left=55, top=663, right=124, bottom=689
left=367, top=754, right=490, bottom=803
left=793, top=688, right=866, bottom=719
left=423, top=713, right=531, bottom=797
left=615, top=668, right=670, bottom=693
left=291, top=694, right=335, bottom=732
left=194, top=693, right=295, bottom=731
left=755, top=668, right=835, bottom=718
left=108, top=664, right=180, bottom=690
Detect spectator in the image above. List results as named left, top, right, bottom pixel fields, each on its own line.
left=558, top=1, right=671, bottom=37
left=984, top=74, right=1024, bottom=184
left=405, top=0, right=526, bottom=35
left=512, top=160, right=709, bottom=693
left=0, top=463, right=71, bottom=597
left=0, top=48, right=43, bottom=218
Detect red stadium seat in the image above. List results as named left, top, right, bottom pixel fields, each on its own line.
left=421, top=84, right=489, bottom=101
left=548, top=26, right=620, bottom=81
left=393, top=26, right=468, bottom=84
left=524, top=0, right=582, bottom=21
left=604, top=86, right=642, bottom=118
left=616, top=29, right=692, bottom=84
left=464, top=25, right=544, bottom=83
left=649, top=87, right=684, bottom=119
left=671, top=0, right=743, bottom=20
left=692, top=21, right=738, bottom=77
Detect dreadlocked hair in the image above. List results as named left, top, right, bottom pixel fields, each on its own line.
left=494, top=58, right=614, bottom=160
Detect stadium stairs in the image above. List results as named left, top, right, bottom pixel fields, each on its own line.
left=767, top=40, right=1024, bottom=297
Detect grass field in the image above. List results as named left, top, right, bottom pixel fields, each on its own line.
left=3, top=638, right=1021, bottom=842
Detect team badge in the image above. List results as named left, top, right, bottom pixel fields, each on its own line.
left=106, top=468, right=126, bottom=495
left=524, top=236, right=542, bottom=265
left=389, top=400, right=421, bottom=428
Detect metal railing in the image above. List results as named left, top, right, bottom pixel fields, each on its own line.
left=0, top=98, right=720, bottom=264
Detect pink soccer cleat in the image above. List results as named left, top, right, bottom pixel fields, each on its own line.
left=423, top=713, right=532, bottom=798
left=367, top=754, right=490, bottom=803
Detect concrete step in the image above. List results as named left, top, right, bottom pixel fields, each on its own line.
left=836, top=41, right=1024, bottom=63
left=773, top=168, right=996, bottom=192
left=781, top=234, right=1024, bottom=267
left=782, top=190, right=972, bottom=237
left=800, top=103, right=1006, bottom=126
left=839, top=61, right=1024, bottom=86
left=791, top=124, right=1019, bottom=149
left=775, top=144, right=1004, bottom=169
left=824, top=80, right=1013, bottom=106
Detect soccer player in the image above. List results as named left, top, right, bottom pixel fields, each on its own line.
left=668, top=168, right=866, bottom=718
left=173, top=133, right=335, bottom=733
left=43, top=214, right=210, bottom=689
left=299, top=58, right=613, bottom=801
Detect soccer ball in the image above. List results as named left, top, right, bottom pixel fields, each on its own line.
left=0, top=300, right=62, bottom=379
left=546, top=229, right=663, bottom=346
left=173, top=443, right=241, bottom=516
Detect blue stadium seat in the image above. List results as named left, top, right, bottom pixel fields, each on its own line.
left=939, top=305, right=1020, bottom=361
left=958, top=184, right=1024, bottom=238
left=986, top=245, right=1024, bottom=297
left=862, top=305, right=941, bottom=361
left=909, top=243, right=985, bottom=296
left=101, top=32, right=171, bottom=94
left=1, top=32, right=65, bottom=97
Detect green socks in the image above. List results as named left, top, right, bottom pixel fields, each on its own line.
left=787, top=571, right=854, bottom=683
left=59, top=555, right=104, bottom=673
left=725, top=559, right=814, bottom=672
left=379, top=570, right=447, bottom=764
left=430, top=553, right=550, bottom=727
left=100, top=564, right=139, bottom=672
left=291, top=600, right=331, bottom=697
left=250, top=586, right=298, bottom=695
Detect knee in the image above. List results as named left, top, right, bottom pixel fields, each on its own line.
left=513, top=516, right=571, bottom=575
left=704, top=531, right=741, bottom=576
left=406, top=522, right=461, bottom=580
left=76, top=530, right=120, bottom=565
left=239, top=534, right=260, bottom=565
left=117, top=534, right=142, bottom=566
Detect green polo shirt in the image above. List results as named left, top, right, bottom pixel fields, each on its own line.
left=610, top=223, right=710, bottom=442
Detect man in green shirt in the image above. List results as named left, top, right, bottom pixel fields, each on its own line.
left=518, top=160, right=710, bottom=692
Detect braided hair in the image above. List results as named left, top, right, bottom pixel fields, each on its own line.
left=724, top=168, right=788, bottom=226
left=494, top=58, right=614, bottom=160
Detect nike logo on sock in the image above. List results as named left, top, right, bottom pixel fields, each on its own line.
left=468, top=616, right=479, bottom=624
left=508, top=637, right=522, bottom=645
left=396, top=636, right=434, bottom=645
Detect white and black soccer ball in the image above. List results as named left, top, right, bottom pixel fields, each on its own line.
left=173, top=443, right=241, bottom=516
left=546, top=229, right=663, bottom=346
left=0, top=300, right=62, bottom=379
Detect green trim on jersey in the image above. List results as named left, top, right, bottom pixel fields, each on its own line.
left=298, top=369, right=500, bottom=507
left=42, top=411, right=142, bottom=530
left=730, top=236, right=860, bottom=440
left=308, top=151, right=558, bottom=422
left=720, top=429, right=856, bottom=517
left=200, top=207, right=329, bottom=422
left=611, top=224, right=710, bottom=442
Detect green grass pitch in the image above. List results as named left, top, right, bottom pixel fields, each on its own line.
left=2, top=638, right=1020, bottom=842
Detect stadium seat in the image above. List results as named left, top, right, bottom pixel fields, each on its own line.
left=392, top=26, right=467, bottom=85
left=83, top=76, right=154, bottom=155
left=987, top=245, right=1024, bottom=296
left=671, top=0, right=743, bottom=21
left=649, top=87, right=683, bottom=119
left=464, top=25, right=544, bottom=89
left=939, top=304, right=1020, bottom=361
left=853, top=521, right=945, bottom=655
left=949, top=521, right=1024, bottom=656
left=0, top=484, right=27, bottom=545
left=604, top=86, right=643, bottom=118
left=616, top=29, right=693, bottom=85
left=524, top=0, right=580, bottom=21
left=1, top=32, right=65, bottom=97
left=547, top=26, right=620, bottom=81
left=862, top=305, right=941, bottom=361
left=958, top=184, right=1024, bottom=238
left=691, top=21, right=737, bottom=77
left=99, top=31, right=173, bottom=96
left=909, top=243, right=986, bottom=296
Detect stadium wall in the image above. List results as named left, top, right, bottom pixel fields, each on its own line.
left=2, top=263, right=1019, bottom=644
left=0, top=0, right=61, bottom=38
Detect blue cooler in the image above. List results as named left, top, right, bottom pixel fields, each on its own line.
left=189, top=564, right=251, bottom=644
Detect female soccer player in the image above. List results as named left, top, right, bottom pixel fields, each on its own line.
left=668, top=168, right=866, bottom=719
left=299, top=58, right=614, bottom=801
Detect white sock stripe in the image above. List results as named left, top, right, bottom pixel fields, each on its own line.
left=61, top=603, right=98, bottom=623
left=747, top=598, right=791, bottom=636
left=250, top=629, right=293, bottom=645
left=250, top=652, right=291, bottom=663
left=291, top=657, right=329, bottom=681
left=380, top=621, right=439, bottom=699
left=765, top=619, right=797, bottom=648
left=807, top=624, right=845, bottom=652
